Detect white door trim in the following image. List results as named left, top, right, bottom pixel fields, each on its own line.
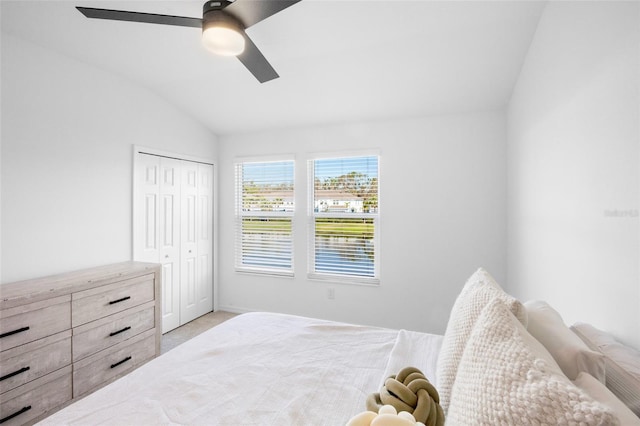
left=133, top=145, right=215, bottom=166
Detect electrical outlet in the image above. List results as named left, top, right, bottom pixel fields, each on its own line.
left=327, top=287, right=335, bottom=300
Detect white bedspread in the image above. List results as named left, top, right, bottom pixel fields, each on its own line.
left=40, top=312, right=442, bottom=425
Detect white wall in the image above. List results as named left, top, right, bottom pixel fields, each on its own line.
left=219, top=111, right=507, bottom=334
left=1, top=34, right=218, bottom=283
left=508, top=1, right=639, bottom=348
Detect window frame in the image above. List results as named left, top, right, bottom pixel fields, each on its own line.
left=307, top=151, right=380, bottom=285
left=234, top=156, right=295, bottom=277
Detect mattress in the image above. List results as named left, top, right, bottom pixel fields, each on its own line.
left=40, top=312, right=443, bottom=425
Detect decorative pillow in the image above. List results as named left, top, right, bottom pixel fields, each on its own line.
left=447, top=298, right=618, bottom=426
left=571, top=322, right=640, bottom=417
left=524, top=300, right=605, bottom=382
left=573, top=372, right=640, bottom=425
left=436, top=268, right=527, bottom=412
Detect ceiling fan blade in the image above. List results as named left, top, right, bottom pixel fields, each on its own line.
left=237, top=34, right=279, bottom=83
left=225, top=0, right=302, bottom=28
left=76, top=7, right=202, bottom=28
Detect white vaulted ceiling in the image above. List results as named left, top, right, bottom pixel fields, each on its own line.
left=0, top=0, right=546, bottom=135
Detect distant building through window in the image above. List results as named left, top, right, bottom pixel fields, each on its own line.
left=308, top=155, right=379, bottom=283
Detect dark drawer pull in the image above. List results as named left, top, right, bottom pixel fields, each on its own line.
left=0, top=405, right=31, bottom=424
left=109, top=326, right=131, bottom=337
left=0, top=366, right=30, bottom=382
left=0, top=326, right=29, bottom=339
left=109, top=296, right=131, bottom=305
left=110, top=356, right=132, bottom=369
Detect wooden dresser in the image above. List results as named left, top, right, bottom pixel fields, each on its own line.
left=0, top=262, right=161, bottom=426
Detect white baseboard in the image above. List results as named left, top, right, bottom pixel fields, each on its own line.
left=216, top=305, right=256, bottom=315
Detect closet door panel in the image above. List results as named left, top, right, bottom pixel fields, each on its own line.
left=196, top=164, right=214, bottom=316
left=180, top=163, right=199, bottom=325
left=159, top=158, right=181, bottom=333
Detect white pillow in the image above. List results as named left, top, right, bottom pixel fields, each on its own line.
left=573, top=372, right=640, bottom=426
left=571, top=322, right=640, bottom=417
left=436, top=268, right=527, bottom=412
left=447, top=297, right=618, bottom=425
left=524, top=300, right=605, bottom=382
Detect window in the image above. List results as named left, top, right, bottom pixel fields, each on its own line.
left=308, top=155, right=379, bottom=283
left=235, top=159, right=294, bottom=275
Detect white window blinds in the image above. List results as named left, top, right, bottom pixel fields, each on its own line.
left=235, top=160, right=294, bottom=275
left=308, top=155, right=379, bottom=283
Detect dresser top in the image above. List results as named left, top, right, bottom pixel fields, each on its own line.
left=0, top=261, right=160, bottom=310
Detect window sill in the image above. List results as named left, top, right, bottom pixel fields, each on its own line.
left=307, top=273, right=380, bottom=286
left=235, top=268, right=294, bottom=278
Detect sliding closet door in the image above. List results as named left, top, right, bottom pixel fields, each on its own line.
left=196, top=163, right=214, bottom=317
left=178, top=162, right=214, bottom=324
left=134, top=154, right=182, bottom=333
left=180, top=162, right=199, bottom=324
left=158, top=158, right=182, bottom=333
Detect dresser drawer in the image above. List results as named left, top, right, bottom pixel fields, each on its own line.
left=72, top=274, right=155, bottom=326
left=0, top=296, right=71, bottom=352
left=0, top=365, right=71, bottom=426
left=72, top=302, right=155, bottom=362
left=73, top=329, right=156, bottom=398
left=0, top=330, right=71, bottom=395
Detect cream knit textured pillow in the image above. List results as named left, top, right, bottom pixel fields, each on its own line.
left=447, top=298, right=619, bottom=426
left=436, top=268, right=527, bottom=412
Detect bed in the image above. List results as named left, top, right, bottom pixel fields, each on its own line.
left=39, top=312, right=442, bottom=425
left=39, top=268, right=640, bottom=426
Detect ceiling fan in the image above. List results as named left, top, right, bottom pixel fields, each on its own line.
left=76, top=0, right=302, bottom=83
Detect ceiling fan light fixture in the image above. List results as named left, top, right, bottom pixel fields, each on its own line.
left=77, top=0, right=302, bottom=83
left=202, top=13, right=245, bottom=56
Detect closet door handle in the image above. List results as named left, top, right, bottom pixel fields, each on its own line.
left=109, top=326, right=131, bottom=337
left=0, top=366, right=30, bottom=382
left=0, top=406, right=31, bottom=424
left=0, top=326, right=29, bottom=339
left=110, top=356, right=132, bottom=369
left=109, top=296, right=131, bottom=305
